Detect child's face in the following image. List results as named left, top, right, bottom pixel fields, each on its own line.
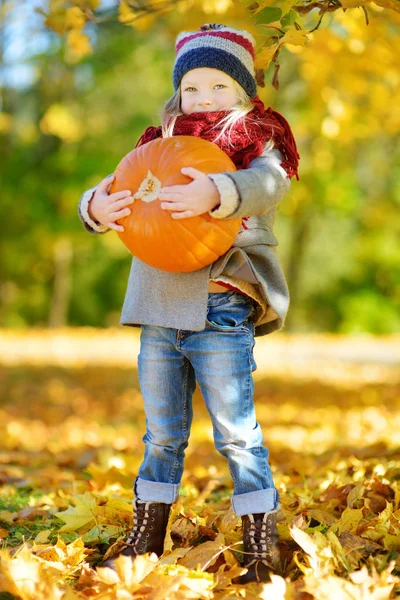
left=180, top=68, right=238, bottom=114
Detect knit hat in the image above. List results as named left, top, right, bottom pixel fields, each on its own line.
left=173, top=23, right=257, bottom=99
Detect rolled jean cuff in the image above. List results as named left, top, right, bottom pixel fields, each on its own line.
left=231, top=488, right=279, bottom=517
left=135, top=477, right=180, bottom=504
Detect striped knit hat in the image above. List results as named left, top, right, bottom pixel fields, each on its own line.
left=173, top=24, right=257, bottom=99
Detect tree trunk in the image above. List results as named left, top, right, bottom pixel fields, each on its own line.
left=284, top=210, right=312, bottom=331
left=48, top=237, right=73, bottom=328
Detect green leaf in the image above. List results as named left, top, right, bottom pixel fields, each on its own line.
left=281, top=9, right=297, bottom=27
left=255, top=6, right=283, bottom=24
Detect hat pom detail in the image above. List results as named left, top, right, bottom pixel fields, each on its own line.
left=200, top=23, right=225, bottom=31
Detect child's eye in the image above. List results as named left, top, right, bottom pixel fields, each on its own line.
left=184, top=87, right=196, bottom=92
left=215, top=84, right=226, bottom=89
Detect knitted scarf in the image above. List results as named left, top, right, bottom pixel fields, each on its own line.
left=135, top=96, right=300, bottom=180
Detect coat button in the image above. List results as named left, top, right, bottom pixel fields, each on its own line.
left=177, top=331, right=185, bottom=339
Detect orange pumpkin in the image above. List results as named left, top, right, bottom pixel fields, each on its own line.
left=109, top=136, right=242, bottom=273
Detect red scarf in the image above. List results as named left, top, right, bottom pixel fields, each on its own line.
left=135, top=96, right=300, bottom=180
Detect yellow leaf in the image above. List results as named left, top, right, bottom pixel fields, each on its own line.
left=0, top=546, right=65, bottom=600
left=82, top=523, right=122, bottom=543
left=280, top=29, right=309, bottom=47
left=341, top=0, right=369, bottom=6
left=326, top=530, right=349, bottom=570
left=178, top=533, right=226, bottom=570
left=214, top=563, right=249, bottom=590
left=34, top=530, right=52, bottom=544
left=258, top=574, right=287, bottom=599
left=60, top=536, right=87, bottom=566
left=67, top=30, right=92, bottom=58
left=40, top=103, right=83, bottom=144
left=255, top=43, right=280, bottom=70
left=55, top=492, right=96, bottom=532
left=304, top=573, right=361, bottom=599
left=290, top=521, right=334, bottom=576
left=251, top=0, right=278, bottom=14
left=119, top=0, right=135, bottom=24
left=103, top=496, right=133, bottom=518
left=158, top=547, right=192, bottom=565
left=383, top=533, right=400, bottom=551
left=373, top=0, right=400, bottom=8
left=87, top=463, right=134, bottom=490
left=275, top=0, right=295, bottom=16
left=201, top=0, right=232, bottom=14
left=65, top=7, right=85, bottom=30
left=145, top=564, right=214, bottom=599
left=0, top=510, right=16, bottom=524
left=331, top=507, right=364, bottom=535
left=378, top=501, right=393, bottom=528
left=99, top=553, right=158, bottom=588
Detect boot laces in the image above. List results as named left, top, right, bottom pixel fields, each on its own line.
left=124, top=501, right=153, bottom=549
left=246, top=513, right=275, bottom=560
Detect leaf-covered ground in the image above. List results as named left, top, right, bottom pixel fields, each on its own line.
left=1, top=332, right=400, bottom=599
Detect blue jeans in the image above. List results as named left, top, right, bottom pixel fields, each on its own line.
left=135, top=291, right=279, bottom=516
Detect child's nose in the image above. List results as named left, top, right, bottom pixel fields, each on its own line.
left=198, top=96, right=213, bottom=106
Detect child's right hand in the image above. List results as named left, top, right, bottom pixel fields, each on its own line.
left=88, top=174, right=134, bottom=233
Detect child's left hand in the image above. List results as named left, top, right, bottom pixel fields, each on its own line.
left=159, top=167, right=220, bottom=219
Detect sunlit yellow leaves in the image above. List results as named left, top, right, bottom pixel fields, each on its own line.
left=119, top=0, right=159, bottom=31
left=178, top=533, right=225, bottom=570
left=341, top=0, right=369, bottom=7
left=2, top=338, right=400, bottom=598
left=257, top=574, right=288, bottom=599
left=34, top=1, right=98, bottom=59
left=66, top=30, right=92, bottom=60
left=303, top=564, right=397, bottom=600
left=254, top=26, right=309, bottom=71
left=35, top=530, right=52, bottom=544
left=373, top=0, right=400, bottom=9
left=40, top=104, right=83, bottom=144
left=34, top=537, right=87, bottom=568
left=0, top=545, right=66, bottom=600
left=119, top=0, right=137, bottom=23
left=331, top=507, right=364, bottom=535
left=55, top=492, right=97, bottom=532
left=290, top=518, right=335, bottom=576
left=201, top=0, right=232, bottom=14
left=65, top=7, right=86, bottom=30
left=76, top=553, right=215, bottom=599
left=279, top=28, right=309, bottom=46
left=87, top=462, right=135, bottom=490
left=255, top=43, right=280, bottom=69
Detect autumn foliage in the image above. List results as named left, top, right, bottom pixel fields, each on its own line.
left=1, top=332, right=400, bottom=598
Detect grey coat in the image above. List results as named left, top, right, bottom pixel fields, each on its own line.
left=78, top=147, right=291, bottom=337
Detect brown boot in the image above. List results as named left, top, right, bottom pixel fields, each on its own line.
left=102, top=500, right=172, bottom=569
left=239, top=510, right=281, bottom=583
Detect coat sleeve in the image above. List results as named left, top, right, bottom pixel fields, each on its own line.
left=207, top=147, right=291, bottom=219
left=77, top=176, right=113, bottom=235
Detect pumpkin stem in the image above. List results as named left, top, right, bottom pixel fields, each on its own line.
left=133, top=170, right=162, bottom=203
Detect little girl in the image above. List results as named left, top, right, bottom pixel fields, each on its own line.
left=78, top=24, right=299, bottom=583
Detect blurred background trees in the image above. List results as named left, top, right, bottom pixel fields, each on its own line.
left=1, top=0, right=399, bottom=332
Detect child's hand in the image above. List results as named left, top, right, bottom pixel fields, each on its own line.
left=159, top=168, right=220, bottom=219
left=89, top=175, right=134, bottom=232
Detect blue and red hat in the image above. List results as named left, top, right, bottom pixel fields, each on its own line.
left=173, top=24, right=257, bottom=99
